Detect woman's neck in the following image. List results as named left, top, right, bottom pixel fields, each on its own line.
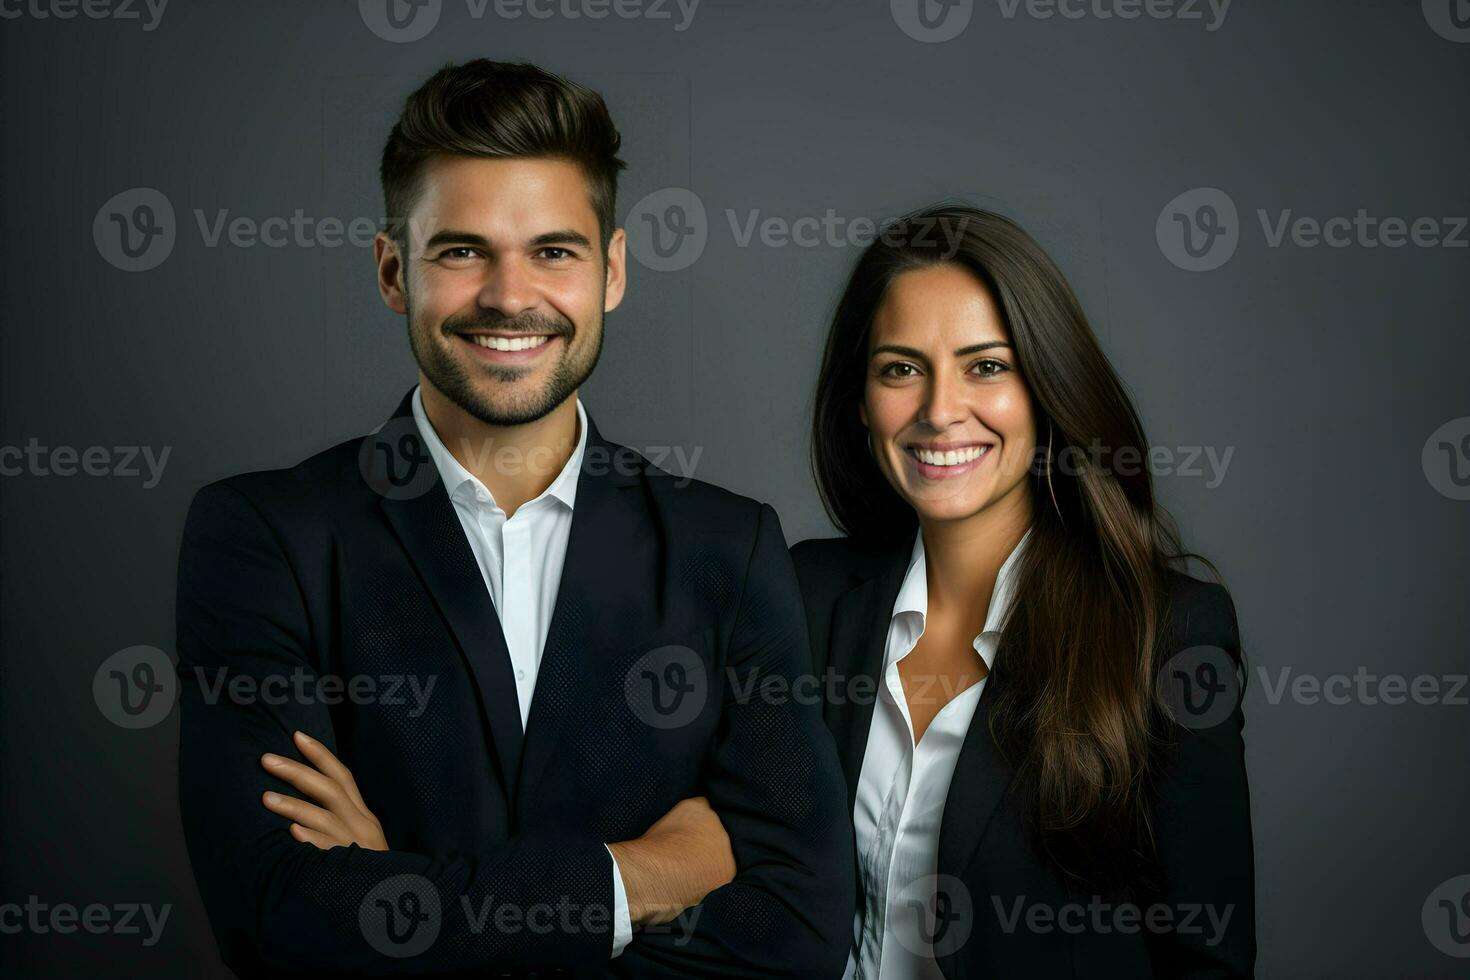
left=919, top=487, right=1032, bottom=626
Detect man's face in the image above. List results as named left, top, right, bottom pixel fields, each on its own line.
left=375, top=155, right=627, bottom=426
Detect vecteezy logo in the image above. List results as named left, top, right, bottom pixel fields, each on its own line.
left=1156, top=645, right=1240, bottom=731
left=624, top=644, right=707, bottom=729
left=625, top=187, right=708, bottom=272
left=93, top=645, right=178, bottom=729
left=1156, top=188, right=1239, bottom=272
left=1422, top=417, right=1470, bottom=501
left=359, top=416, right=441, bottom=501
left=1423, top=874, right=1470, bottom=958
left=1424, top=0, right=1470, bottom=42
left=359, top=0, right=442, bottom=42
left=360, top=873, right=441, bottom=958
left=93, top=188, right=176, bottom=272
left=891, top=0, right=974, bottom=42
left=894, top=874, right=973, bottom=958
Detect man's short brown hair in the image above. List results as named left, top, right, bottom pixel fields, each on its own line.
left=380, top=60, right=626, bottom=253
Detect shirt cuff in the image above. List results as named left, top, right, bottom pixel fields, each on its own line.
left=605, top=844, right=633, bottom=957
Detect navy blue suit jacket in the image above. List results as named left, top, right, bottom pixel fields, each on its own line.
left=175, top=387, right=854, bottom=978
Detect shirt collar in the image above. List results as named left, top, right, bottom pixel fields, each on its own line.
left=890, top=524, right=1033, bottom=667
left=410, top=384, right=587, bottom=512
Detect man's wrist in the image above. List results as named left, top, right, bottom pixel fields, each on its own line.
left=606, top=839, right=652, bottom=925
left=604, top=844, right=633, bottom=957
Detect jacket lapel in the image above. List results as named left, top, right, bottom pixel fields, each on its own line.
left=935, top=671, right=1015, bottom=980
left=372, top=387, right=525, bottom=806
left=827, top=538, right=1017, bottom=980
left=825, top=547, right=908, bottom=812
left=513, top=415, right=648, bottom=814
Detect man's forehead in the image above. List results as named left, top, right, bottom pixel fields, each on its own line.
left=415, top=156, right=594, bottom=218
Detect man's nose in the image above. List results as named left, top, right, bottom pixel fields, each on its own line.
left=476, top=257, right=538, bottom=316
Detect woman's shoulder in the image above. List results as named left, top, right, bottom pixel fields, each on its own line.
left=789, top=534, right=905, bottom=606
left=1161, top=567, right=1242, bottom=662
left=790, top=534, right=906, bottom=578
left=790, top=534, right=864, bottom=572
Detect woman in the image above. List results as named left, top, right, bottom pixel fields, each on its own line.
left=792, top=205, right=1254, bottom=978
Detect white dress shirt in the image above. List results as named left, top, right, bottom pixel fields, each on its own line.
left=844, top=527, right=1031, bottom=979
left=410, top=384, right=633, bottom=957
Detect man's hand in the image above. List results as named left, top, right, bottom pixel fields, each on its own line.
left=259, top=730, right=388, bottom=851
left=608, top=796, right=735, bottom=926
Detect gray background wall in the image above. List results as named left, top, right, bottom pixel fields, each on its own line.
left=1, top=0, right=1467, bottom=976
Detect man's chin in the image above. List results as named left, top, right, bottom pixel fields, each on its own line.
left=456, top=382, right=568, bottom=428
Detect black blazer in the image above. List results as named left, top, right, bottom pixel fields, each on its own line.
left=175, top=386, right=854, bottom=979
left=791, top=535, right=1255, bottom=979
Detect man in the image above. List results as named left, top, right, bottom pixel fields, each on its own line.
left=176, top=60, right=853, bottom=978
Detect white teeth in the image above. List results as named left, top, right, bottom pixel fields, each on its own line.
left=912, top=445, right=988, bottom=466
left=470, top=334, right=552, bottom=352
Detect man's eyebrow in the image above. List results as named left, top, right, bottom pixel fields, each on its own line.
left=419, top=229, right=595, bottom=253
left=871, top=341, right=1012, bottom=359
left=421, top=229, right=490, bottom=252
left=529, top=229, right=594, bottom=250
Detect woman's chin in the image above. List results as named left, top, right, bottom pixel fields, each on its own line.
left=905, top=492, right=994, bottom=526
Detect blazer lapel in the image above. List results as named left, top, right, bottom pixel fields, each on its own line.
left=935, top=671, right=1015, bottom=980
left=938, top=673, right=1014, bottom=874
left=826, top=547, right=908, bottom=812
left=826, top=538, right=1016, bottom=980
left=513, top=415, right=648, bottom=813
left=371, top=387, right=525, bottom=806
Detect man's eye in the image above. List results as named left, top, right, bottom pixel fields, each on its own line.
left=537, top=247, right=574, bottom=261
left=438, top=247, right=479, bottom=261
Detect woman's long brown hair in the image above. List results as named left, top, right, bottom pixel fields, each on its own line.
left=811, top=204, right=1202, bottom=896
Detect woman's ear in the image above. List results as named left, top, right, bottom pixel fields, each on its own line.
left=858, top=401, right=868, bottom=428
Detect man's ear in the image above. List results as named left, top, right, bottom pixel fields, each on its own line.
left=374, top=232, right=407, bottom=315
left=603, top=227, right=627, bottom=314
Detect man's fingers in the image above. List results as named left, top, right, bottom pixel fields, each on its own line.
left=288, top=822, right=343, bottom=850
left=292, top=731, right=370, bottom=814
left=257, top=744, right=388, bottom=852
left=262, top=790, right=343, bottom=838
left=260, top=752, right=350, bottom=811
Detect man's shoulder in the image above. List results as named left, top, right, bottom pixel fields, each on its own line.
left=184, top=433, right=373, bottom=528
left=615, top=440, right=768, bottom=527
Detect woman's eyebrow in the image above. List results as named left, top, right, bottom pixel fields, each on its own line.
left=871, top=341, right=1012, bottom=358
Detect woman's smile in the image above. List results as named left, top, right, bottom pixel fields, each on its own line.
left=902, top=440, right=994, bottom=479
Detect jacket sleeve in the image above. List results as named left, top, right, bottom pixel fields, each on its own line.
left=613, top=503, right=855, bottom=978
left=176, top=480, right=617, bottom=975
left=1145, top=580, right=1257, bottom=978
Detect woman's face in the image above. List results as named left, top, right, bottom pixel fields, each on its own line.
left=861, top=263, right=1037, bottom=528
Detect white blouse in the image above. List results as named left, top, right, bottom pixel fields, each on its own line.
left=844, top=527, right=1030, bottom=979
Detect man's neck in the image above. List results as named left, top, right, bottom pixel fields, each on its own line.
left=419, top=376, right=581, bottom=518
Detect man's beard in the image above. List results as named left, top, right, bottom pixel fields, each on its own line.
left=407, top=294, right=603, bottom=427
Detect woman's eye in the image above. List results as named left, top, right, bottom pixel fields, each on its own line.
left=972, top=358, right=1008, bottom=377
left=880, top=362, right=918, bottom=378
